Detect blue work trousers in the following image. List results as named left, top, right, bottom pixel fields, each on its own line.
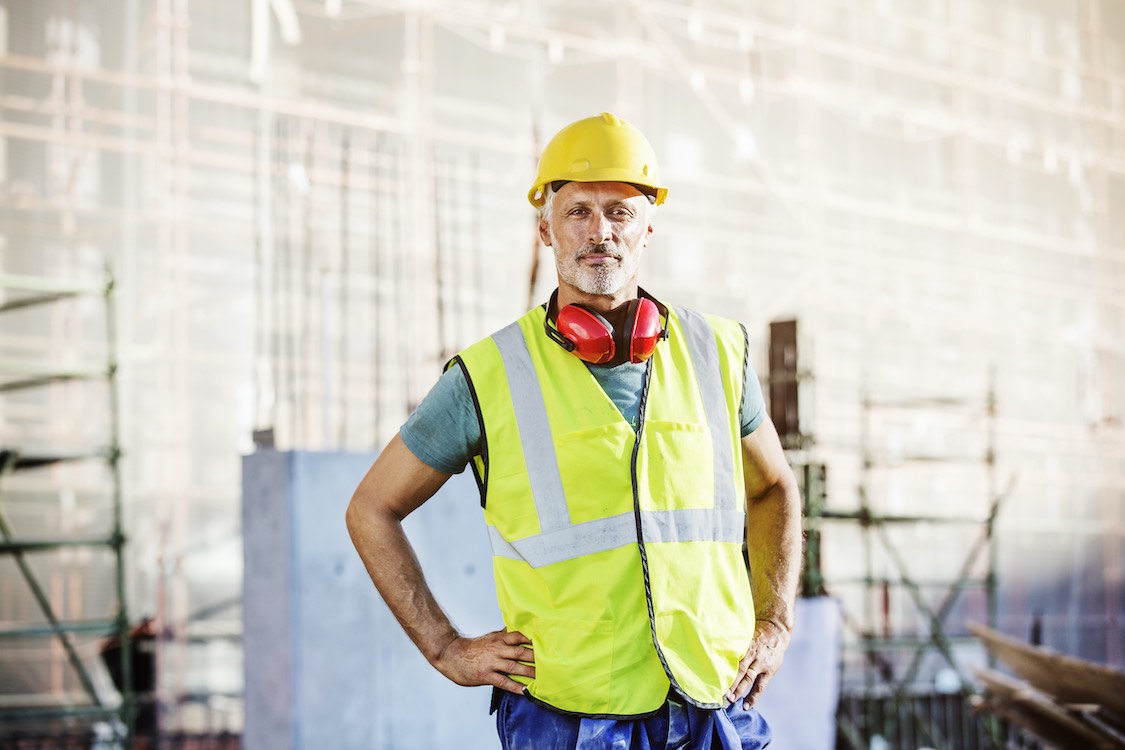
left=494, top=690, right=772, bottom=750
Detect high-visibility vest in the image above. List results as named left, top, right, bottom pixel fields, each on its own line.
left=450, top=302, right=755, bottom=718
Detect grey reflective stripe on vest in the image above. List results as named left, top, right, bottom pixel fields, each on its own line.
left=488, top=508, right=744, bottom=568
left=486, top=311, right=743, bottom=569
left=488, top=513, right=637, bottom=567
left=491, top=322, right=571, bottom=532
left=674, top=307, right=739, bottom=513
left=641, top=507, right=745, bottom=545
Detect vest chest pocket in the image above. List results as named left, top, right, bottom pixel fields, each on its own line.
left=641, top=421, right=711, bottom=510
left=554, top=423, right=636, bottom=525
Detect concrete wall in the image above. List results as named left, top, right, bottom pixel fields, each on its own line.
left=242, top=450, right=500, bottom=750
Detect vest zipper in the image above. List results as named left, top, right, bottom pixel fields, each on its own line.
left=630, top=356, right=721, bottom=710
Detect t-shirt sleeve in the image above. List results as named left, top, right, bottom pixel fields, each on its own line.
left=740, top=349, right=766, bottom=437
left=399, top=365, right=482, bottom=474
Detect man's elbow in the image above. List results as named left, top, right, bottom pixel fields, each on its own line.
left=344, top=491, right=365, bottom=540
left=749, top=468, right=799, bottom=507
left=345, top=481, right=403, bottom=540
left=345, top=485, right=386, bottom=540
left=778, top=468, right=800, bottom=503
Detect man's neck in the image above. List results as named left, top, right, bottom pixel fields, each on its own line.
left=556, top=283, right=638, bottom=315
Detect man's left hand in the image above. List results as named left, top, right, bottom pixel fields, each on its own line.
left=726, top=619, right=791, bottom=709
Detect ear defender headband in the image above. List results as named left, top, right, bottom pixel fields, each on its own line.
left=543, top=289, right=669, bottom=365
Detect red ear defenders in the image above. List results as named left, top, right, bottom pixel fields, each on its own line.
left=545, top=291, right=666, bottom=365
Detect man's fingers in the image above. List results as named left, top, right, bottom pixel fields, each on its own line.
left=491, top=673, right=530, bottom=696
left=501, top=629, right=532, bottom=645
left=742, top=673, right=770, bottom=709
left=492, top=631, right=534, bottom=682
left=739, top=647, right=769, bottom=674
left=726, top=672, right=753, bottom=703
left=501, top=658, right=535, bottom=679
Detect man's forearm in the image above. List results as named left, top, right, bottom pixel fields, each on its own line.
left=344, top=436, right=534, bottom=694
left=746, top=477, right=802, bottom=635
left=346, top=502, right=459, bottom=664
left=728, top=460, right=803, bottom=707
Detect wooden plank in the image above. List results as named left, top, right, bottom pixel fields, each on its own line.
left=974, top=668, right=1120, bottom=749
left=970, top=621, right=1125, bottom=721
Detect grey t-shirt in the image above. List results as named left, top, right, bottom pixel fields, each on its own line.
left=401, top=352, right=766, bottom=475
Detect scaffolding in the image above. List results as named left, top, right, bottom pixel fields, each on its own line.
left=777, top=309, right=1012, bottom=747
left=0, top=270, right=132, bottom=743
left=835, top=383, right=1006, bottom=749
left=788, top=355, right=1058, bottom=749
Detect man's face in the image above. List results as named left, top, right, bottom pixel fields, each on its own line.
left=540, top=181, right=653, bottom=299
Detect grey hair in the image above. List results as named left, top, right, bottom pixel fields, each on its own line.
left=538, top=183, right=557, bottom=221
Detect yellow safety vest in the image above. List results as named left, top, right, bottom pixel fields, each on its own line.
left=450, top=302, right=755, bottom=717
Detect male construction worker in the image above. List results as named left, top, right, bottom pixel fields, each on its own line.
left=346, top=112, right=801, bottom=749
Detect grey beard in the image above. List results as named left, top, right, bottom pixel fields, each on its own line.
left=574, top=267, right=621, bottom=295
left=570, top=243, right=626, bottom=294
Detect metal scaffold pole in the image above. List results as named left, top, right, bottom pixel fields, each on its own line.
left=105, top=268, right=135, bottom=748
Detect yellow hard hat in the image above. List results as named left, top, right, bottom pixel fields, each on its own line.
left=528, top=112, right=668, bottom=207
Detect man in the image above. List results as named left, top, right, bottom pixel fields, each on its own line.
left=346, top=112, right=801, bottom=749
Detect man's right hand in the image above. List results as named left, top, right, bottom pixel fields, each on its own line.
left=433, top=628, right=535, bottom=695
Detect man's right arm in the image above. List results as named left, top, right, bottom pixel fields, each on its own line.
left=345, top=433, right=534, bottom=694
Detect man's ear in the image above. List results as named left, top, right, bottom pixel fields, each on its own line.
left=539, top=218, right=552, bottom=247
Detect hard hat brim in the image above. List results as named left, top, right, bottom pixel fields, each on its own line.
left=528, top=169, right=668, bottom=207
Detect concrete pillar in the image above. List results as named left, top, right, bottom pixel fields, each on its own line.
left=242, top=450, right=500, bottom=749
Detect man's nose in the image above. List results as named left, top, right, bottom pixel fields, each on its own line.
left=588, top=212, right=612, bottom=244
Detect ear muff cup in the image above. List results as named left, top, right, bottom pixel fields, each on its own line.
left=555, top=297, right=664, bottom=365
left=555, top=304, right=616, bottom=364
left=625, top=297, right=663, bottom=363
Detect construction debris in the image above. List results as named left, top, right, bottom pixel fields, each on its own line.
left=970, top=622, right=1125, bottom=749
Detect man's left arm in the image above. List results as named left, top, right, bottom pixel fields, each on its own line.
left=726, top=416, right=803, bottom=709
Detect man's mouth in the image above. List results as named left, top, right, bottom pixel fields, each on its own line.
left=578, top=246, right=621, bottom=264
